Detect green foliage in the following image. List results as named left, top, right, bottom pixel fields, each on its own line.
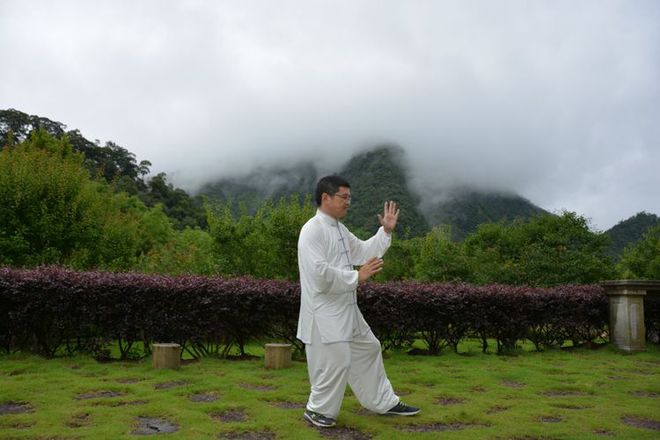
left=373, top=237, right=419, bottom=281
left=463, top=212, right=615, bottom=286
left=207, top=195, right=315, bottom=279
left=617, top=225, right=660, bottom=279
left=138, top=228, right=219, bottom=276
left=415, top=226, right=471, bottom=282
left=141, top=172, right=207, bottom=230
left=0, top=130, right=102, bottom=266
left=0, top=130, right=178, bottom=271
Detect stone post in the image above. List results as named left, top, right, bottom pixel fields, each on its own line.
left=601, top=281, right=655, bottom=352
left=152, top=343, right=181, bottom=369
left=264, top=343, right=292, bottom=369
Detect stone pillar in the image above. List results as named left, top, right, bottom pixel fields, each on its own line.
left=602, top=281, right=648, bottom=352
left=152, top=343, right=181, bottom=369
left=264, top=343, right=292, bottom=369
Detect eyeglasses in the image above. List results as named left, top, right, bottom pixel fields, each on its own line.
left=333, top=193, right=352, bottom=203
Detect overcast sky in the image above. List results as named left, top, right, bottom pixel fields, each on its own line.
left=1, top=0, right=658, bottom=230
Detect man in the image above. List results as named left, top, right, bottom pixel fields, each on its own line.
left=297, top=175, right=420, bottom=428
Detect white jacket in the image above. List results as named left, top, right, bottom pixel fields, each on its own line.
left=296, top=209, right=391, bottom=344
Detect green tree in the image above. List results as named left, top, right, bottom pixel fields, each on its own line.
left=0, top=130, right=103, bottom=266
left=0, top=130, right=177, bottom=271
left=374, top=237, right=419, bottom=281
left=138, top=228, right=219, bottom=275
left=462, top=212, right=614, bottom=286
left=617, top=225, right=660, bottom=279
left=207, top=195, right=315, bottom=279
left=415, top=225, right=472, bottom=282
left=463, top=222, right=523, bottom=285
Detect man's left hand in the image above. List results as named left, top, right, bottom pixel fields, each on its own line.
left=378, top=201, right=400, bottom=234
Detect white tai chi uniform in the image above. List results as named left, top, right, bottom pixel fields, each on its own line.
left=297, top=209, right=399, bottom=419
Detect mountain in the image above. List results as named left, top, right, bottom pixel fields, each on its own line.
left=605, top=212, right=660, bottom=260
left=422, top=189, right=549, bottom=240
left=201, top=162, right=319, bottom=213
left=199, top=145, right=547, bottom=239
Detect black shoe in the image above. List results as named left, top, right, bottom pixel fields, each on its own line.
left=386, top=401, right=420, bottom=416
left=303, top=409, right=336, bottom=428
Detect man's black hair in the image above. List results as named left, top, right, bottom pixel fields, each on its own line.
left=315, top=175, right=350, bottom=206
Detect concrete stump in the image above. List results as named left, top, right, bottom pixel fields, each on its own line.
left=264, top=343, right=292, bottom=369
left=152, top=343, right=181, bottom=369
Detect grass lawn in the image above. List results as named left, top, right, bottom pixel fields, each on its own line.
left=1, top=341, right=659, bottom=439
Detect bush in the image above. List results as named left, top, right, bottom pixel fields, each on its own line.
left=0, top=267, right=612, bottom=358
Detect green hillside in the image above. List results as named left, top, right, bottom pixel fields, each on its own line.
left=605, top=211, right=660, bottom=260
left=422, top=189, right=549, bottom=240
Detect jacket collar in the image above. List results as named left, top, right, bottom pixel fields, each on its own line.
left=316, top=209, right=339, bottom=227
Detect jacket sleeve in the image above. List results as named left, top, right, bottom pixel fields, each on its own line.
left=345, top=225, right=391, bottom=266
left=299, top=222, right=358, bottom=295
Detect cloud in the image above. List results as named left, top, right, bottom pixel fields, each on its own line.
left=1, top=0, right=658, bottom=230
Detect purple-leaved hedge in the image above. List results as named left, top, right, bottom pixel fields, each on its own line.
left=0, top=266, right=621, bottom=359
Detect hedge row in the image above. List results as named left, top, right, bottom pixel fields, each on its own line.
left=0, top=266, right=619, bottom=358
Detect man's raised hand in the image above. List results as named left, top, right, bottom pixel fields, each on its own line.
left=377, top=201, right=400, bottom=234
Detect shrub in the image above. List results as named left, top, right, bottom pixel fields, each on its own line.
left=0, top=267, right=612, bottom=358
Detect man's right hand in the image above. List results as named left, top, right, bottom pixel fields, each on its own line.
left=358, top=257, right=384, bottom=282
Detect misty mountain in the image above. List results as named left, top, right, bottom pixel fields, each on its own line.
left=199, top=145, right=547, bottom=238
left=605, top=212, right=660, bottom=260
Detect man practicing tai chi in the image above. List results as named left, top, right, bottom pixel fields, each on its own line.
left=297, top=175, right=420, bottom=428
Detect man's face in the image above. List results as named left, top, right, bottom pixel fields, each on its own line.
left=322, top=186, right=351, bottom=219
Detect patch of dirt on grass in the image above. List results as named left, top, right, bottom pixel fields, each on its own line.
left=471, top=385, right=487, bottom=393
left=621, top=416, right=660, bottom=431
left=316, top=426, right=372, bottom=439
left=0, top=401, right=34, bottom=415
left=542, top=390, right=590, bottom=397
left=593, top=429, right=614, bottom=436
left=269, top=400, right=305, bottom=409
left=116, top=377, right=143, bottom=384
left=212, top=409, right=248, bottom=422
left=190, top=391, right=219, bottom=403
left=131, top=417, right=179, bottom=435
left=435, top=396, right=466, bottom=405
left=538, top=416, right=563, bottom=423
left=501, top=380, right=525, bottom=389
left=75, top=390, right=125, bottom=400
left=2, top=421, right=36, bottom=429
left=630, top=391, right=659, bottom=398
left=486, top=405, right=510, bottom=414
left=550, top=403, right=591, bottom=410
left=239, top=383, right=275, bottom=392
left=398, top=422, right=488, bottom=432
left=154, top=380, right=188, bottom=390
left=92, top=400, right=148, bottom=407
left=497, top=437, right=559, bottom=440
left=218, top=431, right=275, bottom=439
left=66, top=413, right=92, bottom=428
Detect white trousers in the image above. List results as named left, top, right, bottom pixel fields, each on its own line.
left=305, top=320, right=399, bottom=419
